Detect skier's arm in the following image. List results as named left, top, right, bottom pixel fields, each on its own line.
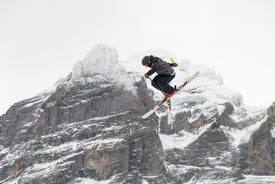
left=146, top=62, right=157, bottom=76
left=147, top=68, right=155, bottom=76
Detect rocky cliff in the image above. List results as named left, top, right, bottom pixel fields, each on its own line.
left=1, top=44, right=275, bottom=184
left=0, top=73, right=166, bottom=183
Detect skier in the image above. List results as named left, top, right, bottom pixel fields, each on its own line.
left=142, top=55, right=178, bottom=95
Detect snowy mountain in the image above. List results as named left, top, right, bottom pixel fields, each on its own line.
left=0, top=44, right=275, bottom=184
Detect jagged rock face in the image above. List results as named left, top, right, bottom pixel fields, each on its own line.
left=249, top=119, right=273, bottom=174
left=1, top=72, right=275, bottom=184
left=173, top=127, right=232, bottom=167
left=268, top=103, right=275, bottom=118
left=159, top=99, right=275, bottom=183
left=159, top=101, right=235, bottom=134
left=238, top=104, right=275, bottom=175
left=164, top=125, right=242, bottom=183
left=0, top=75, right=165, bottom=184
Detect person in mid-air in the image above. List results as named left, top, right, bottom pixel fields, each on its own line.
left=142, top=55, right=178, bottom=95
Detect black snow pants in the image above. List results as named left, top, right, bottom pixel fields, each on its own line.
left=151, top=74, right=175, bottom=94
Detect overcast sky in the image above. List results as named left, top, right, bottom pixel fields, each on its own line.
left=1, top=0, right=275, bottom=115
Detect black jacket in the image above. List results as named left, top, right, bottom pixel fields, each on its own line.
left=147, top=56, right=174, bottom=76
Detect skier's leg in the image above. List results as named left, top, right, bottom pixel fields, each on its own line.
left=156, top=75, right=175, bottom=94
left=151, top=75, right=162, bottom=91
left=167, top=74, right=175, bottom=84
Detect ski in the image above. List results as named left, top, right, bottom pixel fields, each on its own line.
left=142, top=71, right=200, bottom=119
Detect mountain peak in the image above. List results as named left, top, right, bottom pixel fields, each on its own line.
left=72, top=43, right=118, bottom=79
left=71, top=43, right=138, bottom=93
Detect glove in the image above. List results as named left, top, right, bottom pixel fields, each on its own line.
left=144, top=73, right=149, bottom=78
left=172, top=63, right=178, bottom=67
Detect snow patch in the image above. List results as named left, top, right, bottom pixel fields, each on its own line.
left=0, top=146, right=9, bottom=156
left=224, top=116, right=268, bottom=148
left=237, top=175, right=275, bottom=184
left=73, top=178, right=112, bottom=184
left=160, top=123, right=213, bottom=150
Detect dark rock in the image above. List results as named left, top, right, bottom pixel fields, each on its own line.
left=245, top=118, right=274, bottom=175
left=218, top=102, right=236, bottom=127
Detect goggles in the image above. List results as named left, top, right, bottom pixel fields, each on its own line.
left=143, top=61, right=150, bottom=67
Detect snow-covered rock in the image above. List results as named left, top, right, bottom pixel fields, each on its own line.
left=71, top=43, right=138, bottom=93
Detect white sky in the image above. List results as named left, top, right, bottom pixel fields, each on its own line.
left=1, top=0, right=275, bottom=115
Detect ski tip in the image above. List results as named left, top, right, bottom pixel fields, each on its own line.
left=187, top=71, right=200, bottom=83
left=192, top=71, right=200, bottom=78
left=195, top=71, right=200, bottom=76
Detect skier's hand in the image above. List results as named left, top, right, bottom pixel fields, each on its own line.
left=172, top=63, right=178, bottom=67
left=144, top=73, right=149, bottom=78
